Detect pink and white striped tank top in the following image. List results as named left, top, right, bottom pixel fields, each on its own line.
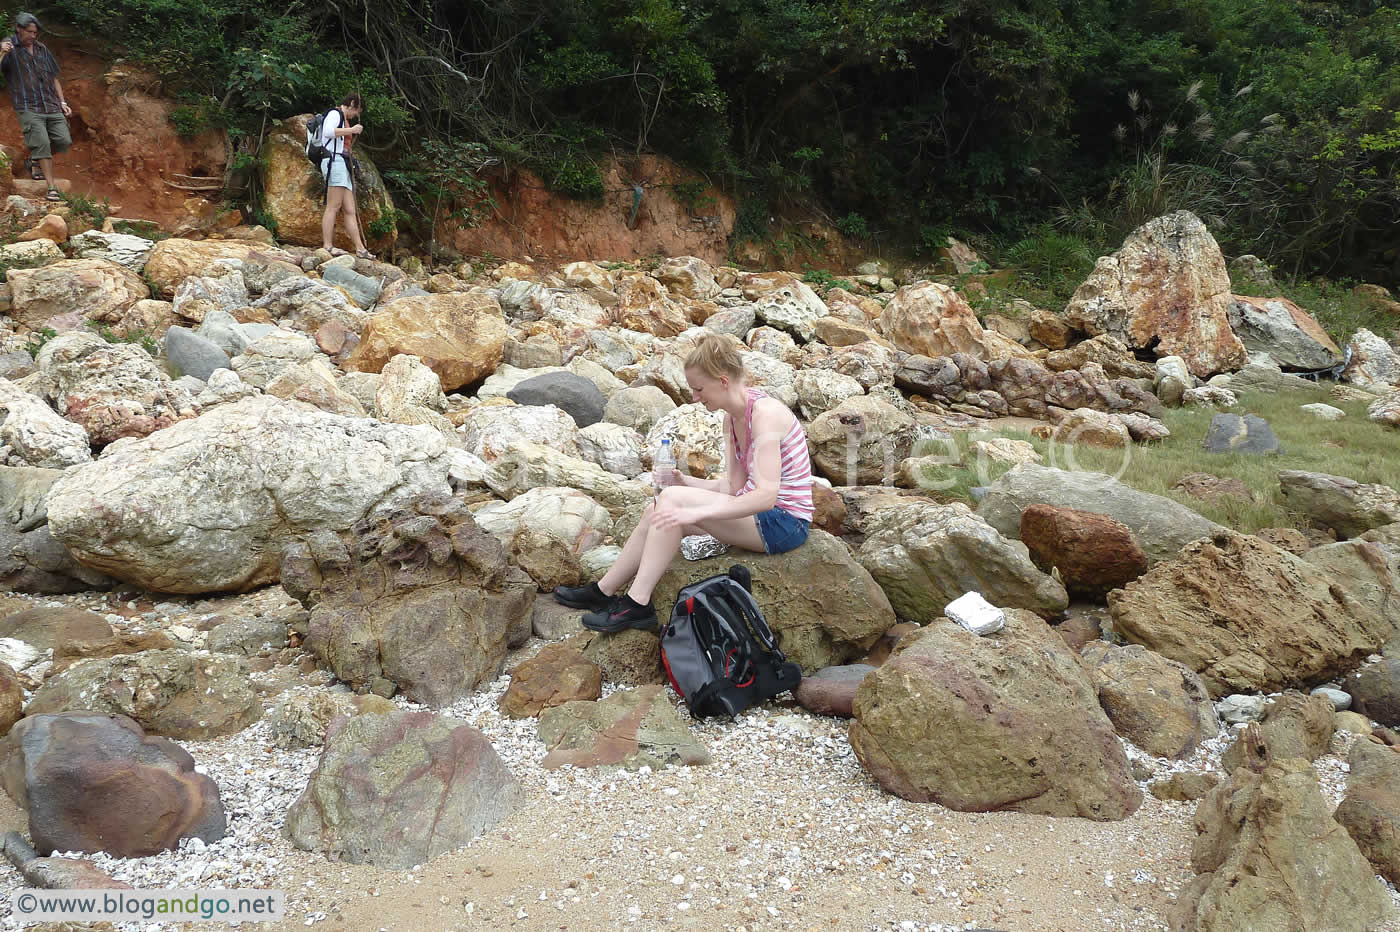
left=732, top=388, right=814, bottom=521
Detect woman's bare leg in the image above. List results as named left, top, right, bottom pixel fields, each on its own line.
left=321, top=186, right=344, bottom=249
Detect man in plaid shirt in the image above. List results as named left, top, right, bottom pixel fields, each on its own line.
left=0, top=12, right=72, bottom=201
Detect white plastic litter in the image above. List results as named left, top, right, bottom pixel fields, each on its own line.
left=944, top=592, right=1005, bottom=636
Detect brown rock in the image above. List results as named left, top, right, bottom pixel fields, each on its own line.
left=1020, top=505, right=1148, bottom=597
left=260, top=116, right=396, bottom=251
left=1028, top=308, right=1072, bottom=349
left=314, top=319, right=352, bottom=356
left=500, top=644, right=602, bottom=719
left=143, top=239, right=292, bottom=297
left=0, top=607, right=109, bottom=651
left=0, top=662, right=20, bottom=736
left=879, top=282, right=1031, bottom=361
left=51, top=623, right=177, bottom=675
left=1221, top=692, right=1335, bottom=772
left=7, top=259, right=149, bottom=330
left=1083, top=642, right=1220, bottom=759
left=16, top=213, right=67, bottom=244
left=345, top=290, right=508, bottom=391
left=1057, top=613, right=1103, bottom=652
left=284, top=710, right=518, bottom=869
left=1109, top=531, right=1393, bottom=697
left=1178, top=758, right=1388, bottom=932
left=1254, top=527, right=1310, bottom=556
left=537, top=685, right=709, bottom=771
left=1044, top=334, right=1156, bottom=380
left=0, top=712, right=225, bottom=857
left=1151, top=771, right=1222, bottom=802
left=281, top=495, right=535, bottom=708
left=849, top=611, right=1143, bottom=820
left=810, top=482, right=846, bottom=535
left=1171, top=472, right=1255, bottom=504
left=1335, top=737, right=1400, bottom=883
left=573, top=629, right=664, bottom=687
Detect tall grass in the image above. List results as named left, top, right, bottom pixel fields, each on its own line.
left=916, top=386, right=1398, bottom=533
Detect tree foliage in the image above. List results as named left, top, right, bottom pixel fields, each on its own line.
left=41, top=0, right=1400, bottom=282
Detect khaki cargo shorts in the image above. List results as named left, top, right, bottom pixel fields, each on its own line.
left=18, top=110, right=71, bottom=160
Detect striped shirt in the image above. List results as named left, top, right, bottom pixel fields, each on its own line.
left=732, top=387, right=815, bottom=521
left=1, top=41, right=61, bottom=113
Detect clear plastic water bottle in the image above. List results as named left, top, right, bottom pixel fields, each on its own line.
left=653, top=438, right=676, bottom=492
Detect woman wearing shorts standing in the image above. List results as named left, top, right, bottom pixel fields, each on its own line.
left=317, top=93, right=373, bottom=259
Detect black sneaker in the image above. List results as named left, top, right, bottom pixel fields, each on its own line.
left=582, top=595, right=658, bottom=633
left=553, top=581, right=613, bottom=612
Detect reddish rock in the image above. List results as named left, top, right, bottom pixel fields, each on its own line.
left=1020, top=505, right=1149, bottom=597
left=0, top=712, right=225, bottom=857
left=1255, top=527, right=1310, bottom=556
left=810, top=482, right=847, bottom=535
left=795, top=664, right=874, bottom=718
left=315, top=320, right=352, bottom=356
left=500, top=643, right=602, bottom=719
left=1056, top=613, right=1103, bottom=652
left=0, top=662, right=20, bottom=737
left=17, top=213, right=67, bottom=244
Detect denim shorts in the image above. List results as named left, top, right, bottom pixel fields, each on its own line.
left=755, top=507, right=810, bottom=555
left=320, top=156, right=352, bottom=190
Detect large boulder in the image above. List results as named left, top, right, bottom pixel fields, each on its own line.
left=1108, top=531, right=1396, bottom=697
left=36, top=331, right=197, bottom=446
left=252, top=276, right=368, bottom=334
left=1301, top=538, right=1400, bottom=633
left=976, top=464, right=1222, bottom=566
left=652, top=529, right=894, bottom=673
left=1227, top=296, right=1344, bottom=371
left=7, top=258, right=149, bottom=330
left=0, top=379, right=91, bottom=468
left=171, top=265, right=250, bottom=325
left=854, top=501, right=1068, bottom=621
left=1278, top=470, right=1400, bottom=539
left=1348, top=658, right=1400, bottom=728
left=537, top=685, right=709, bottom=770
left=1063, top=211, right=1246, bottom=377
left=68, top=230, right=155, bottom=272
left=284, top=710, right=518, bottom=869
left=470, top=487, right=612, bottom=590
left=346, top=291, right=507, bottom=392
left=45, top=395, right=457, bottom=593
left=653, top=256, right=720, bottom=300
left=1335, top=738, right=1400, bottom=884
left=373, top=354, right=456, bottom=444
left=24, top=649, right=260, bottom=739
left=0, top=712, right=225, bottom=857
left=1342, top=328, right=1400, bottom=390
left=806, top=394, right=918, bottom=486
left=1081, top=642, right=1219, bottom=759
left=1178, top=759, right=1389, bottom=932
left=143, top=239, right=296, bottom=297
left=457, top=402, right=579, bottom=461
left=260, top=115, right=397, bottom=251
left=879, top=282, right=1030, bottom=361
left=281, top=495, right=534, bottom=707
left=849, top=611, right=1142, bottom=820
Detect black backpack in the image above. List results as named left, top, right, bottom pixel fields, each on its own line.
left=305, top=110, right=333, bottom=166
left=661, top=565, right=802, bottom=718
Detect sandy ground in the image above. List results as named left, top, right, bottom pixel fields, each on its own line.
left=0, top=586, right=1395, bottom=932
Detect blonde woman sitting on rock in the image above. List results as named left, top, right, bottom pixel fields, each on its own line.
left=553, top=333, right=814, bottom=632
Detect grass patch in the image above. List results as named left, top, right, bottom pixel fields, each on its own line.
left=912, top=386, right=1397, bottom=534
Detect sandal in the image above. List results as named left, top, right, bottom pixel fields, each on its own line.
left=354, top=249, right=375, bottom=260
left=24, top=157, right=42, bottom=181
left=326, top=246, right=349, bottom=257
left=45, top=188, right=62, bottom=202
